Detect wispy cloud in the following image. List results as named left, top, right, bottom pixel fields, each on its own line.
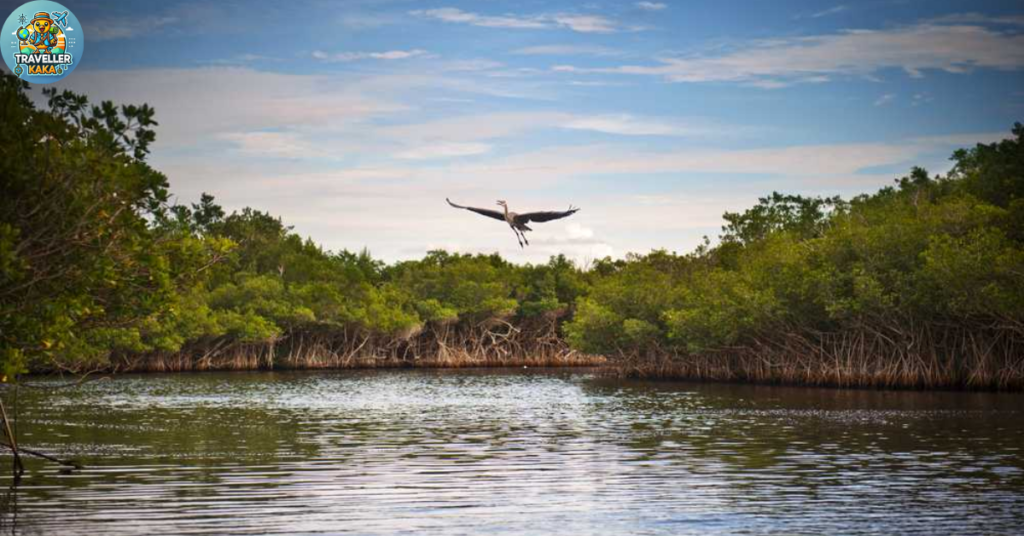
left=438, top=59, right=505, bottom=71
left=380, top=112, right=567, bottom=144
left=48, top=68, right=410, bottom=148
left=874, top=93, right=895, bottom=106
left=221, top=131, right=335, bottom=160
left=811, top=5, right=847, bottom=18
left=513, top=44, right=623, bottom=57
left=379, top=111, right=727, bottom=143
left=395, top=142, right=492, bottom=159
left=562, top=114, right=715, bottom=136
left=89, top=15, right=179, bottom=41
left=925, top=13, right=1024, bottom=26
left=553, top=19, right=1024, bottom=87
left=153, top=126, right=1007, bottom=263
left=87, top=3, right=234, bottom=41
left=410, top=7, right=547, bottom=29
left=635, top=2, right=668, bottom=11
left=338, top=12, right=403, bottom=30
left=311, top=49, right=431, bottom=62
left=411, top=7, right=622, bottom=33
left=912, top=93, right=934, bottom=106
left=568, top=80, right=630, bottom=87
left=548, top=14, right=618, bottom=33
left=200, top=54, right=280, bottom=66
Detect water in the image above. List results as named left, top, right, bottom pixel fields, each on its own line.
left=1, top=369, right=1023, bottom=535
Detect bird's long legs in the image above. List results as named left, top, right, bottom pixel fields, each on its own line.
left=510, top=226, right=524, bottom=248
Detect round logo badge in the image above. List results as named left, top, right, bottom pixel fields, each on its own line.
left=3, top=1, right=83, bottom=84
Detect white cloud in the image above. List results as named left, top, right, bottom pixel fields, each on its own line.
left=912, top=93, right=934, bottom=106
left=42, top=64, right=1013, bottom=264
left=379, top=111, right=725, bottom=143
left=411, top=8, right=622, bottom=33
left=149, top=124, right=1007, bottom=264
left=562, top=114, right=713, bottom=136
left=339, top=12, right=403, bottom=30
left=380, top=112, right=569, bottom=143
left=811, top=5, right=847, bottom=18
left=396, top=142, right=492, bottom=159
left=410, top=7, right=548, bottom=29
left=565, top=223, right=594, bottom=239
left=874, top=93, right=895, bottom=106
left=47, top=68, right=410, bottom=148
left=221, top=131, right=333, bottom=159
left=438, top=59, right=505, bottom=71
left=567, top=80, right=629, bottom=87
left=89, top=15, right=179, bottom=41
left=87, top=4, right=232, bottom=41
left=439, top=134, right=1007, bottom=185
left=513, top=44, right=623, bottom=56
left=635, top=2, right=668, bottom=11
left=548, top=14, right=618, bottom=33
left=311, top=49, right=430, bottom=62
left=925, top=13, right=1024, bottom=26
left=555, top=19, right=1024, bottom=86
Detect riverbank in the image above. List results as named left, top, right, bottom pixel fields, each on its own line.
left=93, top=333, right=1024, bottom=392
left=120, top=350, right=606, bottom=372
left=52, top=320, right=1024, bottom=391
left=109, top=324, right=607, bottom=372
left=607, top=327, right=1024, bottom=391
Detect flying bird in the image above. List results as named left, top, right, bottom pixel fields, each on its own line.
left=446, top=198, right=580, bottom=248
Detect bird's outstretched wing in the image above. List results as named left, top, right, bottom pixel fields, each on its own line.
left=447, top=198, right=505, bottom=221
left=516, top=205, right=580, bottom=223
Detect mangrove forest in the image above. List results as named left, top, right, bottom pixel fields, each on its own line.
left=1, top=73, right=1022, bottom=389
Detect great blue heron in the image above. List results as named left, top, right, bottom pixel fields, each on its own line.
left=446, top=198, right=580, bottom=248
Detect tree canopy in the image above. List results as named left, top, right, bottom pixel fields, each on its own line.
left=2, top=73, right=1021, bottom=388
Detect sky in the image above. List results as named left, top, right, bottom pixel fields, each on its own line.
left=7, top=0, right=1024, bottom=264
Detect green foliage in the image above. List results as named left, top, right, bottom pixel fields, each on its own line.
left=564, top=298, right=625, bottom=354
left=2, top=70, right=592, bottom=374
left=566, top=122, right=1024, bottom=359
left=0, top=73, right=218, bottom=375
left=722, top=191, right=847, bottom=245
left=3, top=71, right=1020, bottom=377
left=951, top=123, right=1024, bottom=208
left=389, top=251, right=519, bottom=320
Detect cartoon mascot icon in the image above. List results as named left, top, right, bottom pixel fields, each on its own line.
left=23, top=11, right=63, bottom=54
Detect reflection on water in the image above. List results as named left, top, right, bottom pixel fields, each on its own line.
left=2, top=369, right=1023, bottom=535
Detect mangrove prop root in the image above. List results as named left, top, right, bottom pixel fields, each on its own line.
left=123, top=317, right=605, bottom=373
left=614, top=325, right=1024, bottom=390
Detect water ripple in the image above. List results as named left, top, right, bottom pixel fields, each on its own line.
left=1, top=369, right=1023, bottom=535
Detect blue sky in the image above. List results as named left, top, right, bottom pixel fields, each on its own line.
left=17, top=0, right=1024, bottom=262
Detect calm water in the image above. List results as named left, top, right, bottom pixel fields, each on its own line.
left=1, top=369, right=1023, bottom=535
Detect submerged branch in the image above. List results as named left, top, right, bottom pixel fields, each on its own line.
left=1, top=442, right=82, bottom=470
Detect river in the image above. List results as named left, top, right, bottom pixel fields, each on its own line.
left=1, top=369, right=1022, bottom=535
